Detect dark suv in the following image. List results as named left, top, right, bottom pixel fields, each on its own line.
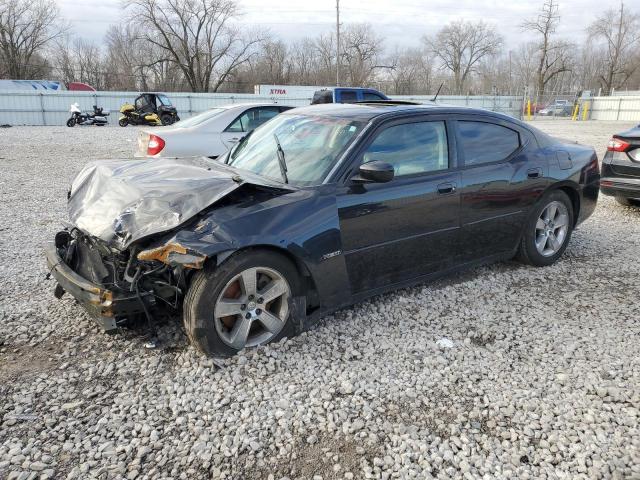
left=601, top=125, right=640, bottom=207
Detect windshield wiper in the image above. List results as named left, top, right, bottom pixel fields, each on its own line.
left=273, top=133, right=289, bottom=184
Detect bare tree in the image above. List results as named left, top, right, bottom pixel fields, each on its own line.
left=125, top=0, right=263, bottom=92
left=474, top=53, right=514, bottom=95
left=424, top=20, right=502, bottom=94
left=314, top=33, right=337, bottom=85
left=0, top=0, right=67, bottom=79
left=386, top=47, right=434, bottom=95
left=254, top=39, right=290, bottom=85
left=512, top=41, right=539, bottom=90
left=522, top=0, right=574, bottom=96
left=340, top=23, right=384, bottom=86
left=289, top=38, right=316, bottom=85
left=104, top=24, right=145, bottom=90
left=588, top=2, right=640, bottom=94
left=54, top=37, right=106, bottom=89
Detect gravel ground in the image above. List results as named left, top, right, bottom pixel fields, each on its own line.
left=0, top=120, right=639, bottom=480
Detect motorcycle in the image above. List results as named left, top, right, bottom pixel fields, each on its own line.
left=118, top=103, right=163, bottom=127
left=67, top=103, right=109, bottom=127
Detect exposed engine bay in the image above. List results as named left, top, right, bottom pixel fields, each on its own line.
left=49, top=157, right=299, bottom=333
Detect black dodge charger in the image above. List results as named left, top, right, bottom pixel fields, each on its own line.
left=46, top=102, right=600, bottom=357
left=600, top=124, right=640, bottom=207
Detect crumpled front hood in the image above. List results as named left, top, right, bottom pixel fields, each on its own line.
left=68, top=158, right=245, bottom=250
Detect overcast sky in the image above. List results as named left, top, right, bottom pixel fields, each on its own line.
left=56, top=0, right=607, bottom=50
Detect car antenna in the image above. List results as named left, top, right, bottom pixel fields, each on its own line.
left=431, top=82, right=444, bottom=102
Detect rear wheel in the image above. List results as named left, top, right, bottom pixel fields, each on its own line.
left=615, top=196, right=640, bottom=207
left=183, top=250, right=300, bottom=357
left=517, top=190, right=574, bottom=267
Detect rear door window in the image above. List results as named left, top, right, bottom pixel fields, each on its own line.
left=457, top=121, right=520, bottom=166
left=226, top=107, right=281, bottom=133
left=339, top=90, right=358, bottom=103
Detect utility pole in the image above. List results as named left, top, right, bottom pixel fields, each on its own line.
left=508, top=50, right=512, bottom=95
left=336, top=0, right=340, bottom=86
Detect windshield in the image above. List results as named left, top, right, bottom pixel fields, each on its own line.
left=174, top=108, right=224, bottom=128
left=228, top=113, right=364, bottom=185
left=157, top=94, right=172, bottom=106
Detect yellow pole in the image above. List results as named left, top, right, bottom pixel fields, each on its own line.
left=572, top=103, right=579, bottom=121
left=582, top=101, right=590, bottom=121
left=527, top=100, right=531, bottom=120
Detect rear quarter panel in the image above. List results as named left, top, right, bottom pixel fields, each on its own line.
left=545, top=141, right=599, bottom=225
left=154, top=129, right=226, bottom=158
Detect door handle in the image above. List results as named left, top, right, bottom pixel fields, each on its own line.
left=527, top=168, right=543, bottom=179
left=437, top=182, right=456, bottom=195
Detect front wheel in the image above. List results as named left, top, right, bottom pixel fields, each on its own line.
left=118, top=118, right=128, bottom=127
left=517, top=190, right=574, bottom=267
left=183, top=250, right=301, bottom=357
left=66, top=117, right=76, bottom=127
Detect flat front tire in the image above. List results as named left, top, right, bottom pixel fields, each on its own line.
left=183, top=250, right=301, bottom=357
left=517, top=190, right=574, bottom=267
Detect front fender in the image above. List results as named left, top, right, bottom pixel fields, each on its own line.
left=137, top=185, right=353, bottom=311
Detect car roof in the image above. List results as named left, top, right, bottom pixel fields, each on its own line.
left=285, top=102, right=519, bottom=124
left=213, top=102, right=292, bottom=110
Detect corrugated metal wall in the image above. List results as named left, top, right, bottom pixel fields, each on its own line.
left=0, top=90, right=525, bottom=126
left=0, top=91, right=311, bottom=126
left=589, top=96, right=640, bottom=121
left=2, top=90, right=637, bottom=125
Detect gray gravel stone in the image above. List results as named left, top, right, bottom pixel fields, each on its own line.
left=0, top=122, right=639, bottom=480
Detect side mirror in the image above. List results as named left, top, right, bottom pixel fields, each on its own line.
left=353, top=160, right=395, bottom=183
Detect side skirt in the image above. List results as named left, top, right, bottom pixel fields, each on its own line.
left=304, top=249, right=517, bottom=328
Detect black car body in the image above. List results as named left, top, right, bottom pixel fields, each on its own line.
left=600, top=125, right=640, bottom=206
left=46, top=103, right=600, bottom=357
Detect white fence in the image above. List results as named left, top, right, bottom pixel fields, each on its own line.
left=0, top=91, right=309, bottom=126
left=1, top=90, right=638, bottom=126
left=0, top=90, right=525, bottom=126
left=589, top=95, right=640, bottom=121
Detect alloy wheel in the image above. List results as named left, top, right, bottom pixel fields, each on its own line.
left=214, top=267, right=291, bottom=350
left=535, top=201, right=570, bottom=257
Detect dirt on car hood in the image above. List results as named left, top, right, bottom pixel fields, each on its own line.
left=67, top=158, right=281, bottom=250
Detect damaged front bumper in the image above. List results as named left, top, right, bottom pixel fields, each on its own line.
left=45, top=242, right=145, bottom=331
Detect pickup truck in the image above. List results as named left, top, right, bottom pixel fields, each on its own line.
left=311, top=87, right=389, bottom=104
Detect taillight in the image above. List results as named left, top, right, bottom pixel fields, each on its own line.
left=147, top=134, right=165, bottom=155
left=607, top=138, right=630, bottom=152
